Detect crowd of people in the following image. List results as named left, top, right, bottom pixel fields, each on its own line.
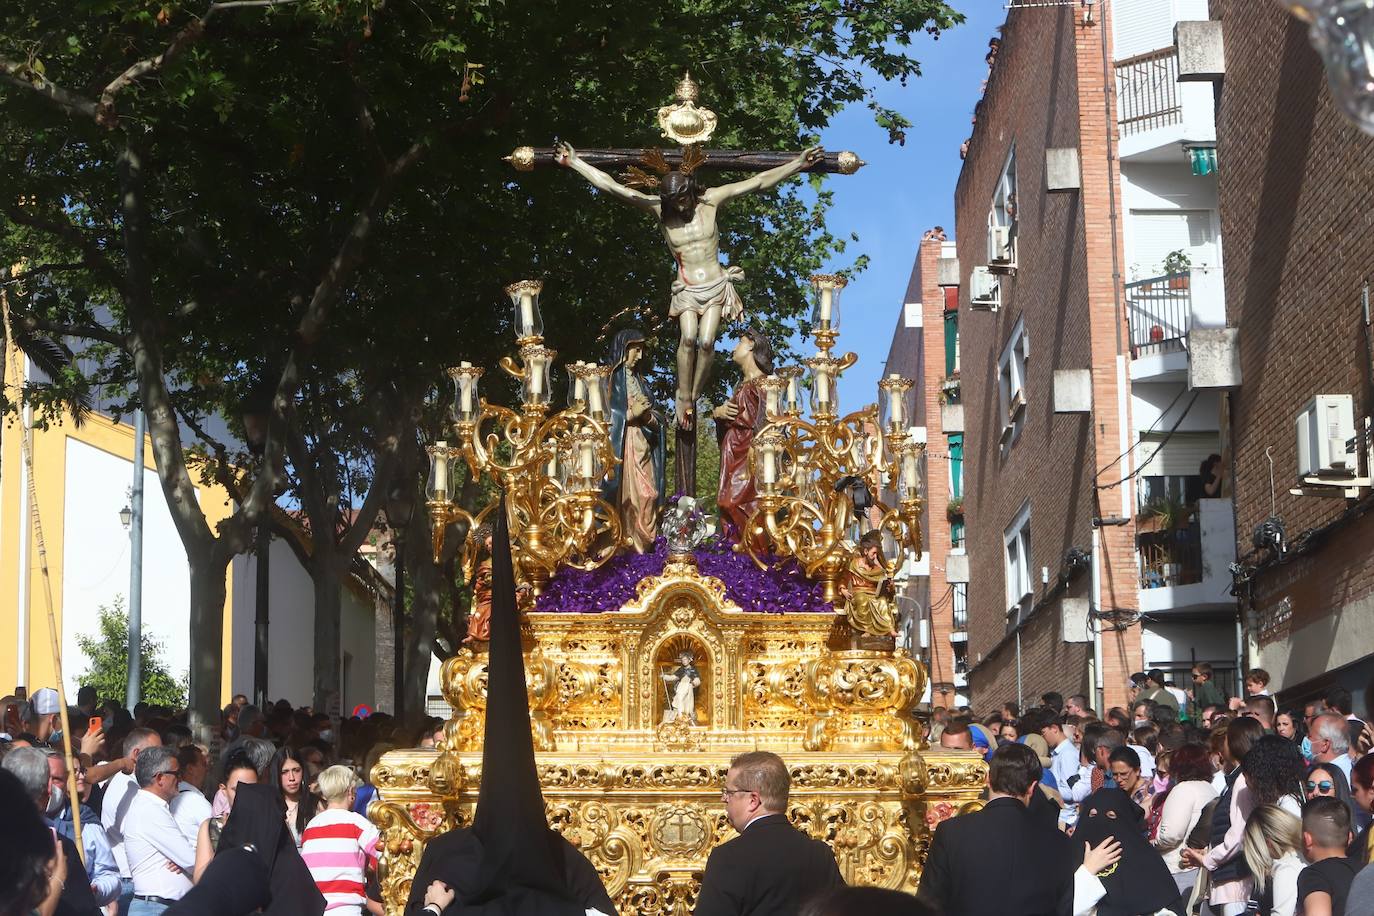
left=0, top=685, right=447, bottom=916
left=920, top=665, right=1374, bottom=915
left=5, top=661, right=1374, bottom=916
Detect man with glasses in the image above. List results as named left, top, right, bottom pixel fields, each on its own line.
left=124, top=745, right=195, bottom=914
left=45, top=748, right=122, bottom=907
left=695, top=751, right=843, bottom=916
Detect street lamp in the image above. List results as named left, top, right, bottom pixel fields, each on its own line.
left=387, top=479, right=417, bottom=723
left=118, top=504, right=132, bottom=530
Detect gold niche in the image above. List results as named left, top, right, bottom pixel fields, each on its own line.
left=370, top=561, right=987, bottom=914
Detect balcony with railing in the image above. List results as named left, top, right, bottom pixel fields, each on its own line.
left=1117, top=48, right=1181, bottom=136
left=1137, top=497, right=1236, bottom=614
left=1126, top=267, right=1226, bottom=380
left=1115, top=44, right=1216, bottom=160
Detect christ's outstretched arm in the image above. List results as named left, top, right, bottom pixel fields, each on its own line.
left=706, top=145, right=823, bottom=204
left=556, top=142, right=659, bottom=211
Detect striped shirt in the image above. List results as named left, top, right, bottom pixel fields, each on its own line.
left=300, top=808, right=380, bottom=914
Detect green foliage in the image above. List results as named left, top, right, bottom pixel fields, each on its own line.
left=74, top=598, right=187, bottom=708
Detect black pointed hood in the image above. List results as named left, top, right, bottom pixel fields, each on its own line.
left=469, top=495, right=574, bottom=905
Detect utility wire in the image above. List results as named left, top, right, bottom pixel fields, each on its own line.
left=1095, top=390, right=1201, bottom=490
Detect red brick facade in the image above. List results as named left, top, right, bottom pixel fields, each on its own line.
left=1212, top=1, right=1374, bottom=707
left=952, top=4, right=1141, bottom=713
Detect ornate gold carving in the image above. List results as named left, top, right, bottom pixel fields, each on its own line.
left=503, top=145, right=536, bottom=171
left=657, top=73, right=718, bottom=146
left=836, top=150, right=866, bottom=175
left=373, top=564, right=984, bottom=915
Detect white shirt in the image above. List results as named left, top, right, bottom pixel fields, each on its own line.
left=170, top=781, right=213, bottom=848
left=125, top=789, right=195, bottom=899
left=1332, top=753, right=1356, bottom=781
left=1051, top=738, right=1081, bottom=790
left=1128, top=743, right=1156, bottom=778
left=1270, top=850, right=1304, bottom=916
left=101, top=770, right=139, bottom=878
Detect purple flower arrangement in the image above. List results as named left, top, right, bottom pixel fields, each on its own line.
left=534, top=535, right=834, bottom=615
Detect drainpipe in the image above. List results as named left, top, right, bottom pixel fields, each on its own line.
left=1091, top=529, right=1105, bottom=713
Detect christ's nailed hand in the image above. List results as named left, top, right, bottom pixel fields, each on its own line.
left=555, top=141, right=576, bottom=166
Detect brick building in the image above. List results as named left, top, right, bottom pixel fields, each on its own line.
left=907, top=0, right=1241, bottom=714
left=1211, top=1, right=1374, bottom=711
left=884, top=233, right=967, bottom=707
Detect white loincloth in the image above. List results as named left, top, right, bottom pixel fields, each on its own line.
left=669, top=265, right=745, bottom=320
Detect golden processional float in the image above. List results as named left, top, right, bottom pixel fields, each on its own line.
left=368, top=81, right=987, bottom=916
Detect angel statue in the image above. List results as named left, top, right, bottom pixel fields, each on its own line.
left=841, top=530, right=899, bottom=641
left=603, top=329, right=666, bottom=552
left=555, top=142, right=822, bottom=435
left=660, top=649, right=702, bottom=725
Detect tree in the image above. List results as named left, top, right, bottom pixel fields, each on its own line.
left=75, top=599, right=187, bottom=708
left=2, top=0, right=963, bottom=729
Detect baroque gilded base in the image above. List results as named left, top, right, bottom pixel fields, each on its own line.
left=371, top=562, right=986, bottom=914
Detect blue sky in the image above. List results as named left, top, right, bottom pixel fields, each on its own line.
left=813, top=3, right=1006, bottom=407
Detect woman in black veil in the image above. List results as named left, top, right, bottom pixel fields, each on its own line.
left=1071, top=787, right=1184, bottom=916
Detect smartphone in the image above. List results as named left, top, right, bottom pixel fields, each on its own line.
left=89, top=716, right=103, bottom=733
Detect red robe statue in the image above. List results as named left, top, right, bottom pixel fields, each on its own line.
left=716, top=377, right=763, bottom=543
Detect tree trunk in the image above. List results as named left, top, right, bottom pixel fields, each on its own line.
left=402, top=507, right=444, bottom=724
left=187, top=544, right=231, bottom=742
left=311, top=554, right=344, bottom=713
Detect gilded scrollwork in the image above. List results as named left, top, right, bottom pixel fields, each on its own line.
left=373, top=563, right=984, bottom=915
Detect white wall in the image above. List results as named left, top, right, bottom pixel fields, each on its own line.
left=1132, top=383, right=1223, bottom=434
left=1142, top=617, right=1236, bottom=670
left=61, top=438, right=196, bottom=695
left=229, top=540, right=376, bottom=710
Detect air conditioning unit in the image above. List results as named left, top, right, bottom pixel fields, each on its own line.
left=988, top=224, right=1016, bottom=273
left=969, top=266, right=999, bottom=310
left=1295, top=394, right=1358, bottom=478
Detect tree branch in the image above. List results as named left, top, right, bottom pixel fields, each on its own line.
left=16, top=314, right=127, bottom=349
left=97, top=0, right=302, bottom=128
left=0, top=56, right=100, bottom=121
left=3, top=204, right=125, bottom=292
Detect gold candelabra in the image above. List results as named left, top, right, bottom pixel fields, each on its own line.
left=742, top=275, right=925, bottom=603
left=426, top=280, right=622, bottom=594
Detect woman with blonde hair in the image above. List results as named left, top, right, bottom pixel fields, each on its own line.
left=1242, top=804, right=1304, bottom=916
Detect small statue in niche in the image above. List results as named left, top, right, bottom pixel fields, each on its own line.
left=604, top=329, right=667, bottom=553
left=714, top=327, right=773, bottom=545
left=842, top=530, right=899, bottom=640
left=660, top=649, right=702, bottom=725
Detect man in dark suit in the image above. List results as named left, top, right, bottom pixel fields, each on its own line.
left=918, top=742, right=1074, bottom=916
left=694, top=751, right=844, bottom=916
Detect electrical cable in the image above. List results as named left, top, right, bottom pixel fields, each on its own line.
left=1093, top=383, right=1188, bottom=481
left=1095, top=390, right=1201, bottom=490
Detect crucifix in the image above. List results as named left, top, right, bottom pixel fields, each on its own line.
left=506, top=74, right=865, bottom=498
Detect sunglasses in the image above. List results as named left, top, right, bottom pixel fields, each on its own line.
left=1307, top=781, right=1334, bottom=793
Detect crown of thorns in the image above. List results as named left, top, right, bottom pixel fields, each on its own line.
left=620, top=146, right=707, bottom=191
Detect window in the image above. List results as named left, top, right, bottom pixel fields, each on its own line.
left=952, top=583, right=968, bottom=633
left=948, top=433, right=964, bottom=500
left=944, top=311, right=960, bottom=377
left=1004, top=504, right=1032, bottom=629
left=1128, top=210, right=1219, bottom=279
left=985, top=146, right=1018, bottom=271
left=997, top=318, right=1030, bottom=444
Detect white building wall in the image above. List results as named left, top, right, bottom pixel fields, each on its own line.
left=228, top=541, right=377, bottom=710
left=61, top=438, right=196, bottom=695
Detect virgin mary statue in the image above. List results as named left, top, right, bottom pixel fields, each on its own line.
left=603, top=329, right=666, bottom=552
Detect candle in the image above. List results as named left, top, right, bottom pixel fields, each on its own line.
left=762, top=447, right=777, bottom=485
left=572, top=363, right=587, bottom=405
left=815, top=371, right=831, bottom=408
left=578, top=440, right=595, bottom=479
left=433, top=441, right=449, bottom=496
left=519, top=290, right=536, bottom=336
left=818, top=286, right=833, bottom=328
left=528, top=358, right=544, bottom=398
left=458, top=362, right=474, bottom=415
left=588, top=372, right=605, bottom=417
left=765, top=385, right=781, bottom=417
left=902, top=450, right=920, bottom=493
left=786, top=376, right=800, bottom=413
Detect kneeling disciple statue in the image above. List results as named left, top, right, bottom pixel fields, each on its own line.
left=842, top=530, right=899, bottom=640
left=603, top=329, right=666, bottom=553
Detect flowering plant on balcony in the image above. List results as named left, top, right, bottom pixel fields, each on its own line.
left=946, top=496, right=964, bottom=523
left=1163, top=250, right=1191, bottom=289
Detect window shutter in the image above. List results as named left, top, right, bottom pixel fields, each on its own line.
left=1136, top=432, right=1221, bottom=478
left=1113, top=0, right=1174, bottom=59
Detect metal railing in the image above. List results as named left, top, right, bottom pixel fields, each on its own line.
left=1116, top=48, right=1181, bottom=135
left=1127, top=272, right=1192, bottom=357
left=1138, top=519, right=1204, bottom=589
left=952, top=585, right=968, bottom=631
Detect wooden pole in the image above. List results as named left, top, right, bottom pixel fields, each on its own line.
left=1, top=284, right=84, bottom=864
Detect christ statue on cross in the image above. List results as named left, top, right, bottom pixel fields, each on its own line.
left=555, top=141, right=822, bottom=434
